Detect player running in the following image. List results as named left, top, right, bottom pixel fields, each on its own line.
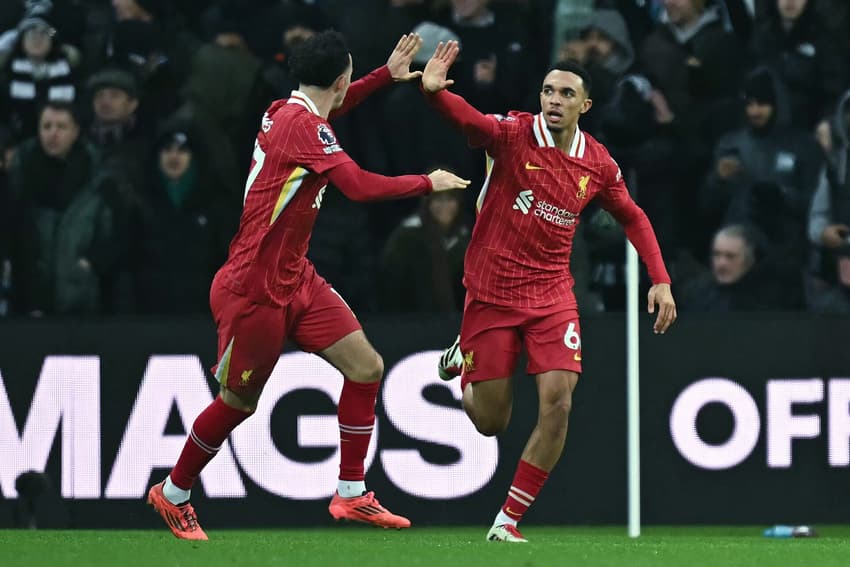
left=422, top=42, right=676, bottom=542
left=147, top=31, right=469, bottom=540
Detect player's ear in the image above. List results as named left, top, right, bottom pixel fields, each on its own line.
left=580, top=97, right=593, bottom=115
left=333, top=72, right=347, bottom=93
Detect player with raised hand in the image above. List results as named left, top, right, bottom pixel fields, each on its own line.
left=146, top=31, right=469, bottom=540
left=422, top=41, right=676, bottom=542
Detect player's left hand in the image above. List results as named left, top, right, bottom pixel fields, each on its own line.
left=647, top=283, right=676, bottom=334
left=387, top=33, right=423, bottom=82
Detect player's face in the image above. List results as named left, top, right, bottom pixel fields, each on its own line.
left=711, top=234, right=753, bottom=285
left=331, top=55, right=354, bottom=111
left=539, top=70, right=592, bottom=132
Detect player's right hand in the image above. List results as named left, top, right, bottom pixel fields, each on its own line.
left=428, top=169, right=470, bottom=192
left=422, top=41, right=460, bottom=93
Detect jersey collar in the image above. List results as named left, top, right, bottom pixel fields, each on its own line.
left=532, top=113, right=586, bottom=158
left=532, top=113, right=555, bottom=148
left=568, top=125, right=586, bottom=158
left=287, top=90, right=320, bottom=115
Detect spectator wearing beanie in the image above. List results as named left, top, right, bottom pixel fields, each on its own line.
left=0, top=7, right=79, bottom=142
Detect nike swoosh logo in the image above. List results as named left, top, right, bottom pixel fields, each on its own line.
left=574, top=353, right=582, bottom=362
left=505, top=507, right=521, bottom=518
left=524, top=162, right=544, bottom=170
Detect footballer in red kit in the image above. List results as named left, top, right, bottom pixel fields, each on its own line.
left=146, top=31, right=469, bottom=540
left=424, top=42, right=677, bottom=542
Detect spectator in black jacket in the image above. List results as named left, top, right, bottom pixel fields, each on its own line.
left=681, top=223, right=803, bottom=311
left=749, top=0, right=847, bottom=136
left=131, top=126, right=235, bottom=313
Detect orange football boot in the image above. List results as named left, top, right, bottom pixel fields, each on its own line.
left=328, top=491, right=411, bottom=529
left=147, top=481, right=208, bottom=540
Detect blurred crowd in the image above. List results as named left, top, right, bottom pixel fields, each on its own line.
left=0, top=0, right=849, bottom=318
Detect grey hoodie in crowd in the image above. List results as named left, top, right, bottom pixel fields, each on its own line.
left=583, top=9, right=634, bottom=76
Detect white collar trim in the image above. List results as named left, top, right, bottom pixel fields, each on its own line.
left=287, top=90, right=320, bottom=115
left=532, top=114, right=585, bottom=158
left=532, top=113, right=555, bottom=148
left=568, top=126, right=586, bottom=158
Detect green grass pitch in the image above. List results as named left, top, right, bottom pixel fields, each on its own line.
left=1, top=526, right=849, bottom=567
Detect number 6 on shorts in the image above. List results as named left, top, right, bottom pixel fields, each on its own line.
left=564, top=322, right=581, bottom=350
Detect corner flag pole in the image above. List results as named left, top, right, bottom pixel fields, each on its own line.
left=625, top=169, right=641, bottom=538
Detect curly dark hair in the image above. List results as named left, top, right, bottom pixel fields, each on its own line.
left=288, top=30, right=351, bottom=88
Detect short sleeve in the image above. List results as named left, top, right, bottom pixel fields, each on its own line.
left=273, top=115, right=353, bottom=174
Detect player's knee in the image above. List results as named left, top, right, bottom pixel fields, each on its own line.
left=220, top=388, right=260, bottom=414
left=541, top=392, right=573, bottom=422
left=472, top=413, right=510, bottom=437
left=351, top=352, right=384, bottom=383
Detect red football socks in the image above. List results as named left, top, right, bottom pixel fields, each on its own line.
left=169, top=396, right=251, bottom=490
left=337, top=378, right=380, bottom=481
left=500, top=459, right=549, bottom=523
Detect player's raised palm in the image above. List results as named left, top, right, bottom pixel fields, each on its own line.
left=387, top=33, right=424, bottom=82
left=422, top=40, right=460, bottom=93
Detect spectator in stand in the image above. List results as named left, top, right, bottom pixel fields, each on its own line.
left=86, top=67, right=150, bottom=192
left=8, top=102, right=121, bottom=315
left=433, top=0, right=533, bottom=114
left=640, top=0, right=744, bottom=137
left=749, top=0, right=848, bottom=142
left=701, top=66, right=820, bottom=292
left=639, top=0, right=745, bottom=257
left=0, top=6, right=79, bottom=143
left=379, top=190, right=470, bottom=313
left=680, top=224, right=802, bottom=310
left=807, top=89, right=850, bottom=313
left=555, top=8, right=636, bottom=135
left=174, top=3, right=274, bottom=199
left=131, top=126, right=234, bottom=313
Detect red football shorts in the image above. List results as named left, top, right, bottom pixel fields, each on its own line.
left=208, top=264, right=361, bottom=393
left=459, top=297, right=582, bottom=389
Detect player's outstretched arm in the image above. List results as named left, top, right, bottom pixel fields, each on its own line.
left=420, top=41, right=499, bottom=146
left=596, top=183, right=676, bottom=334
left=325, top=161, right=469, bottom=203
left=330, top=34, right=423, bottom=119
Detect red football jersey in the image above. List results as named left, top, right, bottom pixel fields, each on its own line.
left=461, top=110, right=669, bottom=308
left=215, top=91, right=353, bottom=306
